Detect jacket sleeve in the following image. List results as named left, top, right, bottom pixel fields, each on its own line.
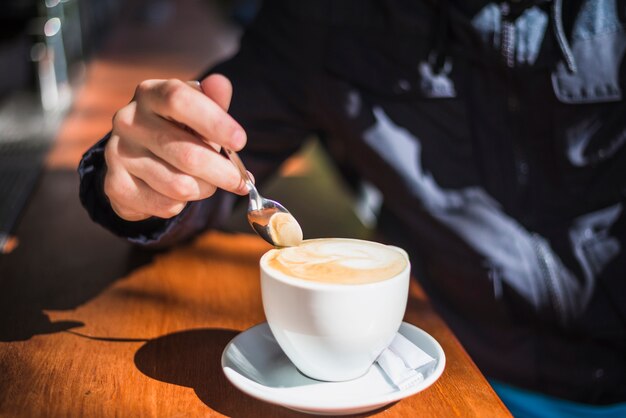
left=77, top=2, right=321, bottom=248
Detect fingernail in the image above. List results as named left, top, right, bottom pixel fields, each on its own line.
left=232, top=128, right=246, bottom=149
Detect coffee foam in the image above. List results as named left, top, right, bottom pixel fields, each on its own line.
left=264, top=238, right=408, bottom=284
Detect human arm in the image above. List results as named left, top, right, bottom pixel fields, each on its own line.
left=78, top=4, right=320, bottom=247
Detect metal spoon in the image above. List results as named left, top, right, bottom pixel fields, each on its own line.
left=223, top=148, right=303, bottom=247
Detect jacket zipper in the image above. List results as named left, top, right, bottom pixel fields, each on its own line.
left=500, top=3, right=516, bottom=68
left=500, top=3, right=566, bottom=323
left=532, top=233, right=568, bottom=323
left=500, top=3, right=530, bottom=197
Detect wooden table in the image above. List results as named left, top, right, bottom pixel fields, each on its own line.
left=0, top=1, right=511, bottom=416
left=0, top=226, right=510, bottom=417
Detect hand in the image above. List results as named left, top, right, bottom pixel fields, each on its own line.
left=103, top=74, right=248, bottom=221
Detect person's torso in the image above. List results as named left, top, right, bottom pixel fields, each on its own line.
left=277, top=0, right=626, bottom=403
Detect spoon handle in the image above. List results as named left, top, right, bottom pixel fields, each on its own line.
left=224, top=148, right=254, bottom=189
left=224, top=148, right=263, bottom=209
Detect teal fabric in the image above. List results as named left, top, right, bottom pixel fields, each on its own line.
left=490, top=380, right=626, bottom=418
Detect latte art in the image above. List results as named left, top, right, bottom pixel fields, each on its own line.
left=264, top=238, right=408, bottom=284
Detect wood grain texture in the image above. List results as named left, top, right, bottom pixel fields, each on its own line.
left=1, top=231, right=511, bottom=417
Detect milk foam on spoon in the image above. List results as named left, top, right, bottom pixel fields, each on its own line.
left=268, top=212, right=303, bottom=247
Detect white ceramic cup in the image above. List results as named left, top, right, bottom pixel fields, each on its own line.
left=260, top=240, right=410, bottom=382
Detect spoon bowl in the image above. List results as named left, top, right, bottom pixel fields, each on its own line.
left=224, top=148, right=303, bottom=247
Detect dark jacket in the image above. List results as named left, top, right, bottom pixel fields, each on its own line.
left=79, top=0, right=626, bottom=404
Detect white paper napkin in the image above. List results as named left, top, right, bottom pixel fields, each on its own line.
left=376, top=333, right=436, bottom=390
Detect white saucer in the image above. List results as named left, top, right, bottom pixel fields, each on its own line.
left=221, top=322, right=445, bottom=415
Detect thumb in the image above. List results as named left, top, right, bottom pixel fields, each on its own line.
left=198, top=73, right=233, bottom=112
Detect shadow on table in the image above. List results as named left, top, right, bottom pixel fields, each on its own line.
left=134, top=328, right=395, bottom=417
left=0, top=170, right=156, bottom=342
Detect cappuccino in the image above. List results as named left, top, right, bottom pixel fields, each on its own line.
left=260, top=238, right=410, bottom=381
left=264, top=238, right=407, bottom=284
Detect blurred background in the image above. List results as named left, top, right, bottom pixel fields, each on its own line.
left=0, top=0, right=120, bottom=253
left=0, top=0, right=374, bottom=256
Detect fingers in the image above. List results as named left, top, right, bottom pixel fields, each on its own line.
left=104, top=138, right=187, bottom=220
left=113, top=108, right=247, bottom=195
left=199, top=74, right=233, bottom=111
left=188, top=75, right=232, bottom=112
left=117, top=139, right=218, bottom=202
left=135, top=78, right=246, bottom=151
left=104, top=76, right=250, bottom=221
